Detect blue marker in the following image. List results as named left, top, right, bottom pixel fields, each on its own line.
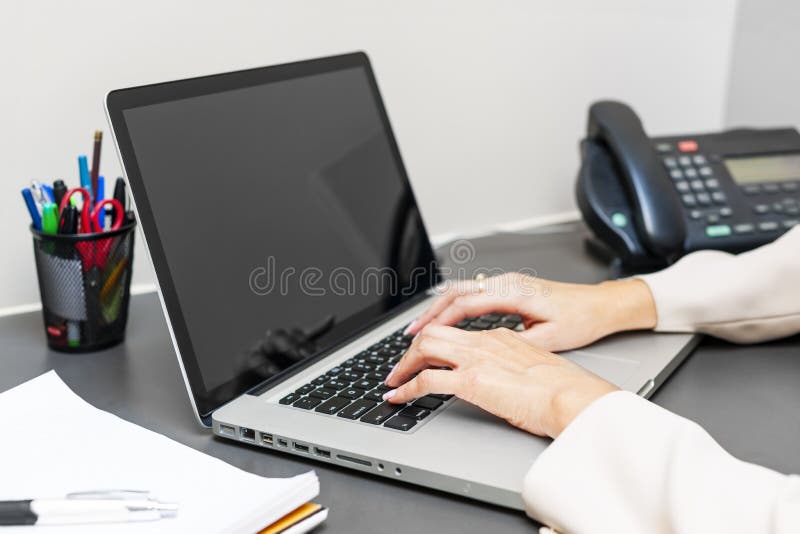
left=78, top=155, right=92, bottom=197
left=22, top=188, right=42, bottom=230
left=96, top=175, right=105, bottom=229
left=42, top=184, right=55, bottom=203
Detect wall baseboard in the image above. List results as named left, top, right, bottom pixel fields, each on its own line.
left=0, top=211, right=581, bottom=317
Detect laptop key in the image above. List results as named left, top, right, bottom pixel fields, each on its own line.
left=326, top=366, right=343, bottom=376
left=311, top=376, right=328, bottom=386
left=428, top=393, right=454, bottom=401
left=324, top=379, right=349, bottom=391
left=294, top=384, right=315, bottom=395
left=338, top=399, right=377, bottom=420
left=315, top=396, right=351, bottom=415
left=412, top=396, right=443, bottom=410
left=293, top=396, right=322, bottom=410
left=309, top=387, right=337, bottom=400
left=471, top=319, right=491, bottom=329
left=398, top=406, right=431, bottom=420
left=339, top=388, right=364, bottom=400
left=363, top=389, right=385, bottom=402
left=353, top=379, right=378, bottom=390
left=377, top=363, right=395, bottom=374
left=361, top=402, right=404, bottom=425
left=338, top=371, right=361, bottom=382
left=384, top=415, right=418, bottom=431
left=365, top=371, right=386, bottom=382
left=351, top=363, right=374, bottom=373
left=280, top=393, right=300, bottom=405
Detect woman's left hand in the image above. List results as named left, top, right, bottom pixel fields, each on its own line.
left=383, top=325, right=618, bottom=438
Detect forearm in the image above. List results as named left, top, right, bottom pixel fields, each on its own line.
left=638, top=226, right=800, bottom=343
left=523, top=392, right=800, bottom=533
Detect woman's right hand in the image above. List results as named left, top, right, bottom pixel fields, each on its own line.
left=404, top=273, right=657, bottom=352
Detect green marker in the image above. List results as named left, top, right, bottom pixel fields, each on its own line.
left=42, top=204, right=58, bottom=234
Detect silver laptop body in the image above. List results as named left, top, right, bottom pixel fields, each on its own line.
left=106, top=52, right=697, bottom=510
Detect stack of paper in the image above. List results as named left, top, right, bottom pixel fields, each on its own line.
left=0, top=372, right=326, bottom=533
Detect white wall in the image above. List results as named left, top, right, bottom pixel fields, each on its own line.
left=0, top=0, right=738, bottom=310
left=725, top=0, right=800, bottom=130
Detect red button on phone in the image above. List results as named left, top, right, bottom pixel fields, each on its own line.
left=678, top=140, right=698, bottom=152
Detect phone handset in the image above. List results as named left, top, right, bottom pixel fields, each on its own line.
left=587, top=101, right=686, bottom=261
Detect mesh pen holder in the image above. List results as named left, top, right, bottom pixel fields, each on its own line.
left=31, top=222, right=136, bottom=352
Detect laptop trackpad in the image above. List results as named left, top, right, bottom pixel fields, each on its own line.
left=563, top=350, right=640, bottom=387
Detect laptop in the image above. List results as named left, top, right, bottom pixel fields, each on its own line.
left=106, top=52, right=698, bottom=509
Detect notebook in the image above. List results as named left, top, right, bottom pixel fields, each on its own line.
left=0, top=372, right=321, bottom=533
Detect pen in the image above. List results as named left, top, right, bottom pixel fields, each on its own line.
left=21, top=188, right=42, bottom=230
left=53, top=180, right=68, bottom=207
left=112, top=177, right=126, bottom=225
left=91, top=130, right=102, bottom=201
left=96, top=175, right=105, bottom=229
left=78, top=155, right=92, bottom=197
left=42, top=184, right=55, bottom=203
left=41, top=204, right=58, bottom=234
left=58, top=205, right=78, bottom=235
left=0, top=497, right=177, bottom=526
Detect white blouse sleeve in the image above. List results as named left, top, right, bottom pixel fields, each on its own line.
left=637, top=226, right=800, bottom=343
left=522, top=391, right=800, bottom=533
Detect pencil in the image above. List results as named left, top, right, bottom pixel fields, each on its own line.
left=91, top=130, right=102, bottom=201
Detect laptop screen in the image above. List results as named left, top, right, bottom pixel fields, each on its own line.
left=108, top=54, right=439, bottom=419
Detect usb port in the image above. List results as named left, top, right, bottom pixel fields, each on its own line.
left=219, top=424, right=236, bottom=437
left=314, top=447, right=331, bottom=458
left=277, top=438, right=288, bottom=447
left=260, top=433, right=273, bottom=446
left=293, top=442, right=309, bottom=453
left=240, top=427, right=255, bottom=442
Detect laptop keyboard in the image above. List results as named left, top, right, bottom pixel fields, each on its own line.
left=279, top=313, right=522, bottom=432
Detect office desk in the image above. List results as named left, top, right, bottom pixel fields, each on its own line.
left=3, top=222, right=799, bottom=533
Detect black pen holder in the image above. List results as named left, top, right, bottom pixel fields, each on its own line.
left=31, top=222, right=136, bottom=352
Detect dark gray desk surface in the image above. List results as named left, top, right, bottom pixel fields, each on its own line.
left=3, top=223, right=799, bottom=533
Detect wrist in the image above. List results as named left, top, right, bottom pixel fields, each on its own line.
left=595, top=278, right=657, bottom=335
left=548, top=380, right=618, bottom=438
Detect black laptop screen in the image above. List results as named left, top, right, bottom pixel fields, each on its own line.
left=113, top=56, right=438, bottom=417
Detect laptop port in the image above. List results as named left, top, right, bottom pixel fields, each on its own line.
left=293, top=442, right=309, bottom=453
left=219, top=424, right=236, bottom=437
left=337, top=454, right=372, bottom=467
left=314, top=447, right=331, bottom=458
left=260, top=433, right=273, bottom=446
left=277, top=438, right=288, bottom=447
left=240, top=427, right=256, bottom=442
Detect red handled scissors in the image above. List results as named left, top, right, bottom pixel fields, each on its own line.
left=58, top=188, right=125, bottom=270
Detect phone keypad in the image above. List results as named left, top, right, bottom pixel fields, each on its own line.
left=658, top=141, right=800, bottom=240
left=664, top=153, right=737, bottom=233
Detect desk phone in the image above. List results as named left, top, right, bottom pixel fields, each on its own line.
left=576, top=101, right=800, bottom=269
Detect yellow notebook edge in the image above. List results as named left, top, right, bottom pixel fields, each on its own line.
left=259, top=502, right=326, bottom=534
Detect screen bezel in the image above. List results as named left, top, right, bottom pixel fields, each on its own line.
left=105, top=52, right=440, bottom=422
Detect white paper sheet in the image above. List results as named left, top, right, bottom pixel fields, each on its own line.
left=0, top=371, right=319, bottom=533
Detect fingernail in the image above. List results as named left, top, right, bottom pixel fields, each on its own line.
left=403, top=319, right=418, bottom=336
left=382, top=389, right=397, bottom=401
left=384, top=366, right=396, bottom=384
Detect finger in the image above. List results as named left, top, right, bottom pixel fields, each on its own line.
left=386, top=326, right=476, bottom=387
left=518, top=323, right=564, bottom=353
left=429, top=294, right=525, bottom=328
left=404, top=280, right=480, bottom=335
left=383, top=368, right=460, bottom=404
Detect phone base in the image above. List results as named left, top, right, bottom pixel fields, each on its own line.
left=583, top=237, right=666, bottom=278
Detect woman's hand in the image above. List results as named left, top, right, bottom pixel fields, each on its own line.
left=404, top=273, right=657, bottom=352
left=383, top=325, right=618, bottom=438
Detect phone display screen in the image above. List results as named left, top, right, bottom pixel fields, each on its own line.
left=724, top=153, right=800, bottom=184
